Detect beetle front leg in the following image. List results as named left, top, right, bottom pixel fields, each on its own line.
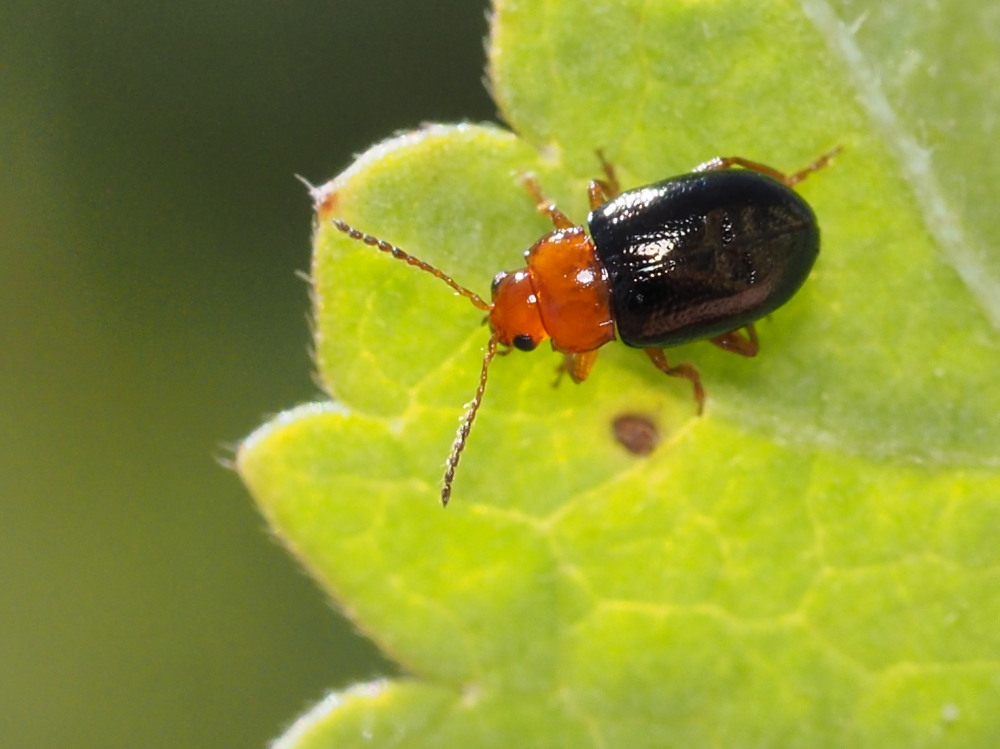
left=520, top=175, right=575, bottom=230
left=554, top=350, right=600, bottom=386
left=645, top=350, right=705, bottom=415
left=709, top=324, right=759, bottom=357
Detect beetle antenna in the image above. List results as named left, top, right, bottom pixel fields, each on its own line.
left=441, top=331, right=500, bottom=507
left=331, top=219, right=491, bottom=312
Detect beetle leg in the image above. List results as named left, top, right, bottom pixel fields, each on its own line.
left=645, top=350, right=705, bottom=415
left=597, top=150, right=622, bottom=194
left=554, top=350, right=600, bottom=386
left=693, top=147, right=841, bottom=186
left=694, top=156, right=789, bottom=181
left=783, top=147, right=842, bottom=185
left=588, top=180, right=614, bottom=209
left=709, top=324, right=759, bottom=357
left=588, top=150, right=622, bottom=208
left=520, top=174, right=575, bottom=229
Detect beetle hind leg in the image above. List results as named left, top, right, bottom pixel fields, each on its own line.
left=710, top=324, right=759, bottom=357
left=645, top=350, right=705, bottom=415
left=693, top=146, right=841, bottom=186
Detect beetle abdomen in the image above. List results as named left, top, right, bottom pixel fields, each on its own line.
left=588, top=169, right=819, bottom=348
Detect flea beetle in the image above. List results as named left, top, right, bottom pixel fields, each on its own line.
left=331, top=149, right=837, bottom=505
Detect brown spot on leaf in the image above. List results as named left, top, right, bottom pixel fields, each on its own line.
left=611, top=413, right=660, bottom=456
left=296, top=175, right=341, bottom=221
left=314, top=182, right=340, bottom=221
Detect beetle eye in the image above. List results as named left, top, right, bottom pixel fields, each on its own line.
left=513, top=334, right=536, bottom=351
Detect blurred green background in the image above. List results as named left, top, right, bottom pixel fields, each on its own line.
left=1, top=1, right=494, bottom=746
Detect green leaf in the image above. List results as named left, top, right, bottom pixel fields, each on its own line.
left=238, top=0, right=1000, bottom=745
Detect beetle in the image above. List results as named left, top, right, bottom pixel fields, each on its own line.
left=330, top=149, right=837, bottom=505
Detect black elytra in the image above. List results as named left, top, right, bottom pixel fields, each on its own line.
left=588, top=169, right=819, bottom=348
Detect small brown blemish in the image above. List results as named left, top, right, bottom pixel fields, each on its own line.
left=611, top=413, right=660, bottom=456
left=296, top=175, right=341, bottom=221
left=315, top=184, right=340, bottom=221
